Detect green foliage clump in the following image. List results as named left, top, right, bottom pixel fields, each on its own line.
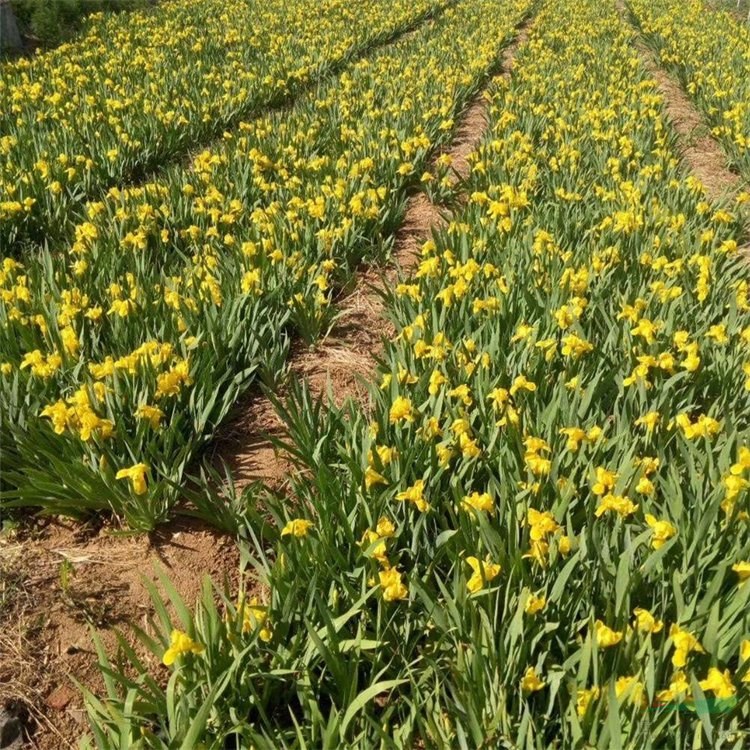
left=11, top=0, right=149, bottom=46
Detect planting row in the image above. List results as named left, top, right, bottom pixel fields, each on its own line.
left=0, top=0, right=442, bottom=249
left=0, top=0, right=532, bottom=529
left=83, top=0, right=750, bottom=745
left=628, top=0, right=750, bottom=186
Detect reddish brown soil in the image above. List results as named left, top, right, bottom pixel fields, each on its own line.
left=0, top=517, right=238, bottom=748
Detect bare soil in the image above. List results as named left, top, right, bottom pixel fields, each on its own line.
left=0, top=517, right=238, bottom=748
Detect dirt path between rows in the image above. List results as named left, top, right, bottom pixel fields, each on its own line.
left=0, top=20, right=531, bottom=750
left=618, top=0, right=745, bottom=204
left=209, top=21, right=532, bottom=492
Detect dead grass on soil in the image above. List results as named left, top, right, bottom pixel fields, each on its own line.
left=0, top=517, right=238, bottom=748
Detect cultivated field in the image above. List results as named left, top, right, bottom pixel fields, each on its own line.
left=1, top=0, right=750, bottom=747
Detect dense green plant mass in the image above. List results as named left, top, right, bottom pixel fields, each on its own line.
left=0, top=0, right=444, bottom=249
left=3, top=0, right=750, bottom=746
left=9, top=0, right=149, bottom=47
